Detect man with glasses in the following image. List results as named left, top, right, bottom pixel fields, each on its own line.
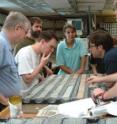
left=87, top=30, right=117, bottom=101
left=0, top=11, right=30, bottom=110
left=15, top=31, right=57, bottom=90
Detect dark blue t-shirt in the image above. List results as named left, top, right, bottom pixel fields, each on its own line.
left=104, top=47, right=117, bottom=74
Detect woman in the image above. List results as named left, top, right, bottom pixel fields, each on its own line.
left=56, top=23, right=87, bottom=75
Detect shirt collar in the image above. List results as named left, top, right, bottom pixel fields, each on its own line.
left=64, top=39, right=76, bottom=49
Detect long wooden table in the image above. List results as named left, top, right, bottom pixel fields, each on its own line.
left=0, top=74, right=117, bottom=124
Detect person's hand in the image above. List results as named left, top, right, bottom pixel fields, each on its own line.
left=0, top=95, right=8, bottom=106
left=77, top=68, right=84, bottom=75
left=87, top=75, right=102, bottom=84
left=92, top=88, right=105, bottom=100
left=40, top=53, right=51, bottom=68
left=38, top=74, right=44, bottom=82
left=46, top=67, right=53, bottom=76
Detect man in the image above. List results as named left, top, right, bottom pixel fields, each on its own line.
left=89, top=30, right=117, bottom=74
left=56, top=23, right=87, bottom=75
left=0, top=11, right=30, bottom=108
left=14, top=17, right=42, bottom=54
left=15, top=31, right=57, bottom=90
left=87, top=30, right=117, bottom=100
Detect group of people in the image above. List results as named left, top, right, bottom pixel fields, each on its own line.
left=0, top=10, right=117, bottom=112
left=0, top=11, right=57, bottom=111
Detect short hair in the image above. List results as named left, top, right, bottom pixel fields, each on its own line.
left=63, top=23, right=76, bottom=33
left=3, top=11, right=30, bottom=30
left=37, top=31, right=58, bottom=42
left=29, top=17, right=42, bottom=26
left=89, top=30, right=114, bottom=51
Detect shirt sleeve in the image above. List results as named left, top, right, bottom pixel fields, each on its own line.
left=56, top=42, right=65, bottom=66
left=15, top=51, right=33, bottom=75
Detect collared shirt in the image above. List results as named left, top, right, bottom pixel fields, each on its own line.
left=56, top=38, right=88, bottom=74
left=0, top=31, right=21, bottom=97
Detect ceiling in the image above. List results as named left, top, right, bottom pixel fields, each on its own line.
left=0, top=0, right=116, bottom=17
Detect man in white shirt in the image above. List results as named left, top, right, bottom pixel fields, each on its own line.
left=15, top=31, right=57, bottom=90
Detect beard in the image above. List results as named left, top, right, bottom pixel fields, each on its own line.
left=31, top=30, right=40, bottom=38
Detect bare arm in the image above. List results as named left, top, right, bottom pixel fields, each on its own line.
left=44, top=66, right=53, bottom=76
left=0, top=95, right=8, bottom=106
left=87, top=73, right=117, bottom=84
left=103, top=82, right=117, bottom=99
left=22, top=53, right=51, bottom=84
left=77, top=56, right=86, bottom=74
left=91, top=64, right=98, bottom=75
left=60, top=65, right=73, bottom=74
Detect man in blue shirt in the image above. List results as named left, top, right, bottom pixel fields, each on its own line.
left=89, top=30, right=117, bottom=74
left=87, top=30, right=117, bottom=101
left=0, top=11, right=30, bottom=109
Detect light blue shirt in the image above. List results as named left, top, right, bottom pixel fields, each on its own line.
left=56, top=38, right=88, bottom=74
left=0, top=31, right=21, bottom=97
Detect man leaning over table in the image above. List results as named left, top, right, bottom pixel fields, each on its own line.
left=87, top=30, right=117, bottom=101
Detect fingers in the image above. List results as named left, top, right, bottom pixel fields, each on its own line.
left=42, top=52, right=51, bottom=60
left=87, top=76, right=95, bottom=84
left=45, top=52, right=51, bottom=59
left=92, top=88, right=105, bottom=99
left=87, top=75, right=100, bottom=84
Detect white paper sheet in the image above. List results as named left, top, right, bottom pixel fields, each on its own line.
left=106, top=101, right=117, bottom=116
left=58, top=98, right=96, bottom=118
left=36, top=98, right=117, bottom=118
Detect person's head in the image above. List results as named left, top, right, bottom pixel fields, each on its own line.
left=29, top=17, right=42, bottom=38
left=88, top=30, right=113, bottom=58
left=2, top=11, right=30, bottom=43
left=37, top=31, right=57, bottom=55
left=63, top=23, right=76, bottom=43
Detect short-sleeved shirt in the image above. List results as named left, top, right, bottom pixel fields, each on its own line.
left=15, top=46, right=41, bottom=90
left=56, top=38, right=88, bottom=74
left=104, top=47, right=117, bottom=74
left=0, top=31, right=21, bottom=97
left=14, top=37, right=35, bottom=55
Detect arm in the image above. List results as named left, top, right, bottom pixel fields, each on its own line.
left=60, top=65, right=73, bottom=74
left=87, top=73, right=117, bottom=84
left=22, top=53, right=51, bottom=84
left=77, top=56, right=86, bottom=74
left=91, top=64, right=98, bottom=75
left=44, top=65, right=53, bottom=76
left=92, top=83, right=117, bottom=100
left=0, top=95, right=8, bottom=106
left=22, top=63, right=44, bottom=84
left=76, top=38, right=88, bottom=74
left=103, top=82, right=117, bottom=99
